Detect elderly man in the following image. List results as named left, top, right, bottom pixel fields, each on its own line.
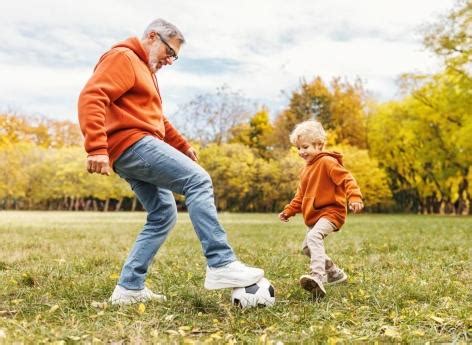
left=78, top=18, right=263, bottom=305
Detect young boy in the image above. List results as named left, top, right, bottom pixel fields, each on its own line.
left=279, top=120, right=363, bottom=298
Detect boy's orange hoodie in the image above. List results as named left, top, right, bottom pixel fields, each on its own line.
left=283, top=151, right=362, bottom=229
left=78, top=37, right=190, bottom=167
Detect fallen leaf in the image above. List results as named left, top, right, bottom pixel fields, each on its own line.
left=381, top=326, right=400, bottom=338
left=165, top=330, right=179, bottom=336
left=137, top=303, right=145, bottom=315
left=327, top=337, right=343, bottom=344
left=0, top=329, right=6, bottom=338
left=430, top=316, right=445, bottom=324
left=48, top=305, right=59, bottom=314
left=91, top=301, right=108, bottom=309
left=109, top=273, right=120, bottom=280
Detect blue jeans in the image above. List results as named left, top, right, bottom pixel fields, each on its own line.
left=113, top=136, right=236, bottom=290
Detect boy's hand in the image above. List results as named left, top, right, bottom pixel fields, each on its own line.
left=278, top=212, right=289, bottom=222
left=349, top=201, right=364, bottom=213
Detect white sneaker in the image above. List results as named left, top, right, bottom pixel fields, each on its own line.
left=204, top=260, right=264, bottom=290
left=109, top=285, right=167, bottom=305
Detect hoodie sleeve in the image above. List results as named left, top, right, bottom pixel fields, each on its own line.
left=328, top=161, right=363, bottom=203
left=163, top=116, right=191, bottom=153
left=78, top=51, right=135, bottom=156
left=283, top=183, right=303, bottom=217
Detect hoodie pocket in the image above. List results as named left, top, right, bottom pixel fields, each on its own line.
left=301, top=196, right=315, bottom=220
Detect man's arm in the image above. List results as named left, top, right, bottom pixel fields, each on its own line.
left=163, top=116, right=194, bottom=160
left=78, top=51, right=135, bottom=174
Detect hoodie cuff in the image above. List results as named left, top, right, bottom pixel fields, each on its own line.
left=283, top=207, right=296, bottom=217
left=87, top=149, right=109, bottom=156
left=349, top=196, right=363, bottom=204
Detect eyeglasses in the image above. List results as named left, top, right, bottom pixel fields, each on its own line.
left=156, top=33, right=178, bottom=61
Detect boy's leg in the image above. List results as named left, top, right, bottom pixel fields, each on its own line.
left=306, top=218, right=337, bottom=276
left=299, top=218, right=337, bottom=297
left=301, top=230, right=311, bottom=257
left=114, top=136, right=263, bottom=288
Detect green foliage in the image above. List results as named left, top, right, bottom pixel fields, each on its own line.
left=230, top=107, right=275, bottom=158
left=272, top=77, right=368, bottom=149
left=330, top=144, right=392, bottom=210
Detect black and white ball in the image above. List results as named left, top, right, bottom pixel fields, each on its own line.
left=231, top=277, right=275, bottom=308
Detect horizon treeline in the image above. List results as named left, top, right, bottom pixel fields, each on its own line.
left=1, top=1, right=470, bottom=214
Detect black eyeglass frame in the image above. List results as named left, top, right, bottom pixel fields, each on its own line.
left=156, top=32, right=178, bottom=61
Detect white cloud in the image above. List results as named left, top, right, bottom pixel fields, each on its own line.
left=0, top=0, right=455, bottom=120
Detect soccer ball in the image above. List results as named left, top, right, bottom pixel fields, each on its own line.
left=231, top=277, right=275, bottom=308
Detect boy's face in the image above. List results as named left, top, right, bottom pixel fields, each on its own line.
left=296, top=138, right=323, bottom=163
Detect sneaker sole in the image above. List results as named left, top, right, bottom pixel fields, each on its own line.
left=204, top=272, right=264, bottom=290
left=299, top=275, right=326, bottom=298
left=109, top=295, right=166, bottom=305
left=325, top=274, right=348, bottom=286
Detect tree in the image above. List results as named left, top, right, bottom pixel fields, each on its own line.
left=174, top=85, right=256, bottom=144
left=272, top=77, right=368, bottom=149
left=423, top=0, right=471, bottom=78
left=230, top=107, right=274, bottom=158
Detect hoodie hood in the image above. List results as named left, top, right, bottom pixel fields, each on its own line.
left=308, top=151, right=344, bottom=166
left=112, top=37, right=149, bottom=64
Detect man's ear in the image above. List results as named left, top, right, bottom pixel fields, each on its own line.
left=148, top=31, right=156, bottom=41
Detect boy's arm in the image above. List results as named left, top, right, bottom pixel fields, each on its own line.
left=282, top=184, right=303, bottom=218
left=328, top=162, right=363, bottom=203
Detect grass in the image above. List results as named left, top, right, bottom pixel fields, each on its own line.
left=0, top=211, right=471, bottom=343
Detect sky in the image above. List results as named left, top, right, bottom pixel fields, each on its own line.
left=0, top=0, right=456, bottom=123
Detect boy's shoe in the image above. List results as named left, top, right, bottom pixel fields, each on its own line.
left=325, top=268, right=348, bottom=286
left=299, top=273, right=326, bottom=298
left=109, top=285, right=167, bottom=305
left=204, top=260, right=264, bottom=290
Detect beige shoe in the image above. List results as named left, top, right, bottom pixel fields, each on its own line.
left=325, top=268, right=348, bottom=286
left=299, top=274, right=326, bottom=298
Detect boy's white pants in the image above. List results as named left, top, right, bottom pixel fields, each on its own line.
left=302, top=217, right=337, bottom=275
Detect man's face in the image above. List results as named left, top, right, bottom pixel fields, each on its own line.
left=148, top=34, right=181, bottom=73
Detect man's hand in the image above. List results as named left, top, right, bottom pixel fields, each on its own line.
left=86, top=155, right=111, bottom=176
left=278, top=212, right=289, bottom=222
left=185, top=147, right=198, bottom=161
left=349, top=201, right=364, bottom=213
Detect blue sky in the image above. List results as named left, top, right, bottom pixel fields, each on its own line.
left=0, top=0, right=456, bottom=122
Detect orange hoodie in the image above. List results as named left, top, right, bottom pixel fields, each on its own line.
left=78, top=37, right=190, bottom=167
left=283, top=151, right=362, bottom=229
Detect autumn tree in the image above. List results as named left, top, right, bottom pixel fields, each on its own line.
left=174, top=85, right=256, bottom=144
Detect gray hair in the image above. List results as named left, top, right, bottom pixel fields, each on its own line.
left=289, top=120, right=327, bottom=146
left=143, top=18, right=185, bottom=44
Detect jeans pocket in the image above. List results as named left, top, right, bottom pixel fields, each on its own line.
left=131, top=148, right=151, bottom=169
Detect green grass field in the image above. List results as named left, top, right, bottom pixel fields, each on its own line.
left=0, top=212, right=471, bottom=343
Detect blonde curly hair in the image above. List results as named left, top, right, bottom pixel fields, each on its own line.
left=289, top=120, right=326, bottom=146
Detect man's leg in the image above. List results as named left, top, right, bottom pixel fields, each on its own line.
left=118, top=181, right=177, bottom=290
left=114, top=136, right=263, bottom=288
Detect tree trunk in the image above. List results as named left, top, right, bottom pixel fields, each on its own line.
left=93, top=199, right=98, bottom=211
left=103, top=198, right=110, bottom=212
left=69, top=196, right=75, bottom=211
left=131, top=196, right=137, bottom=212
left=84, top=199, right=91, bottom=211
left=116, top=199, right=123, bottom=212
